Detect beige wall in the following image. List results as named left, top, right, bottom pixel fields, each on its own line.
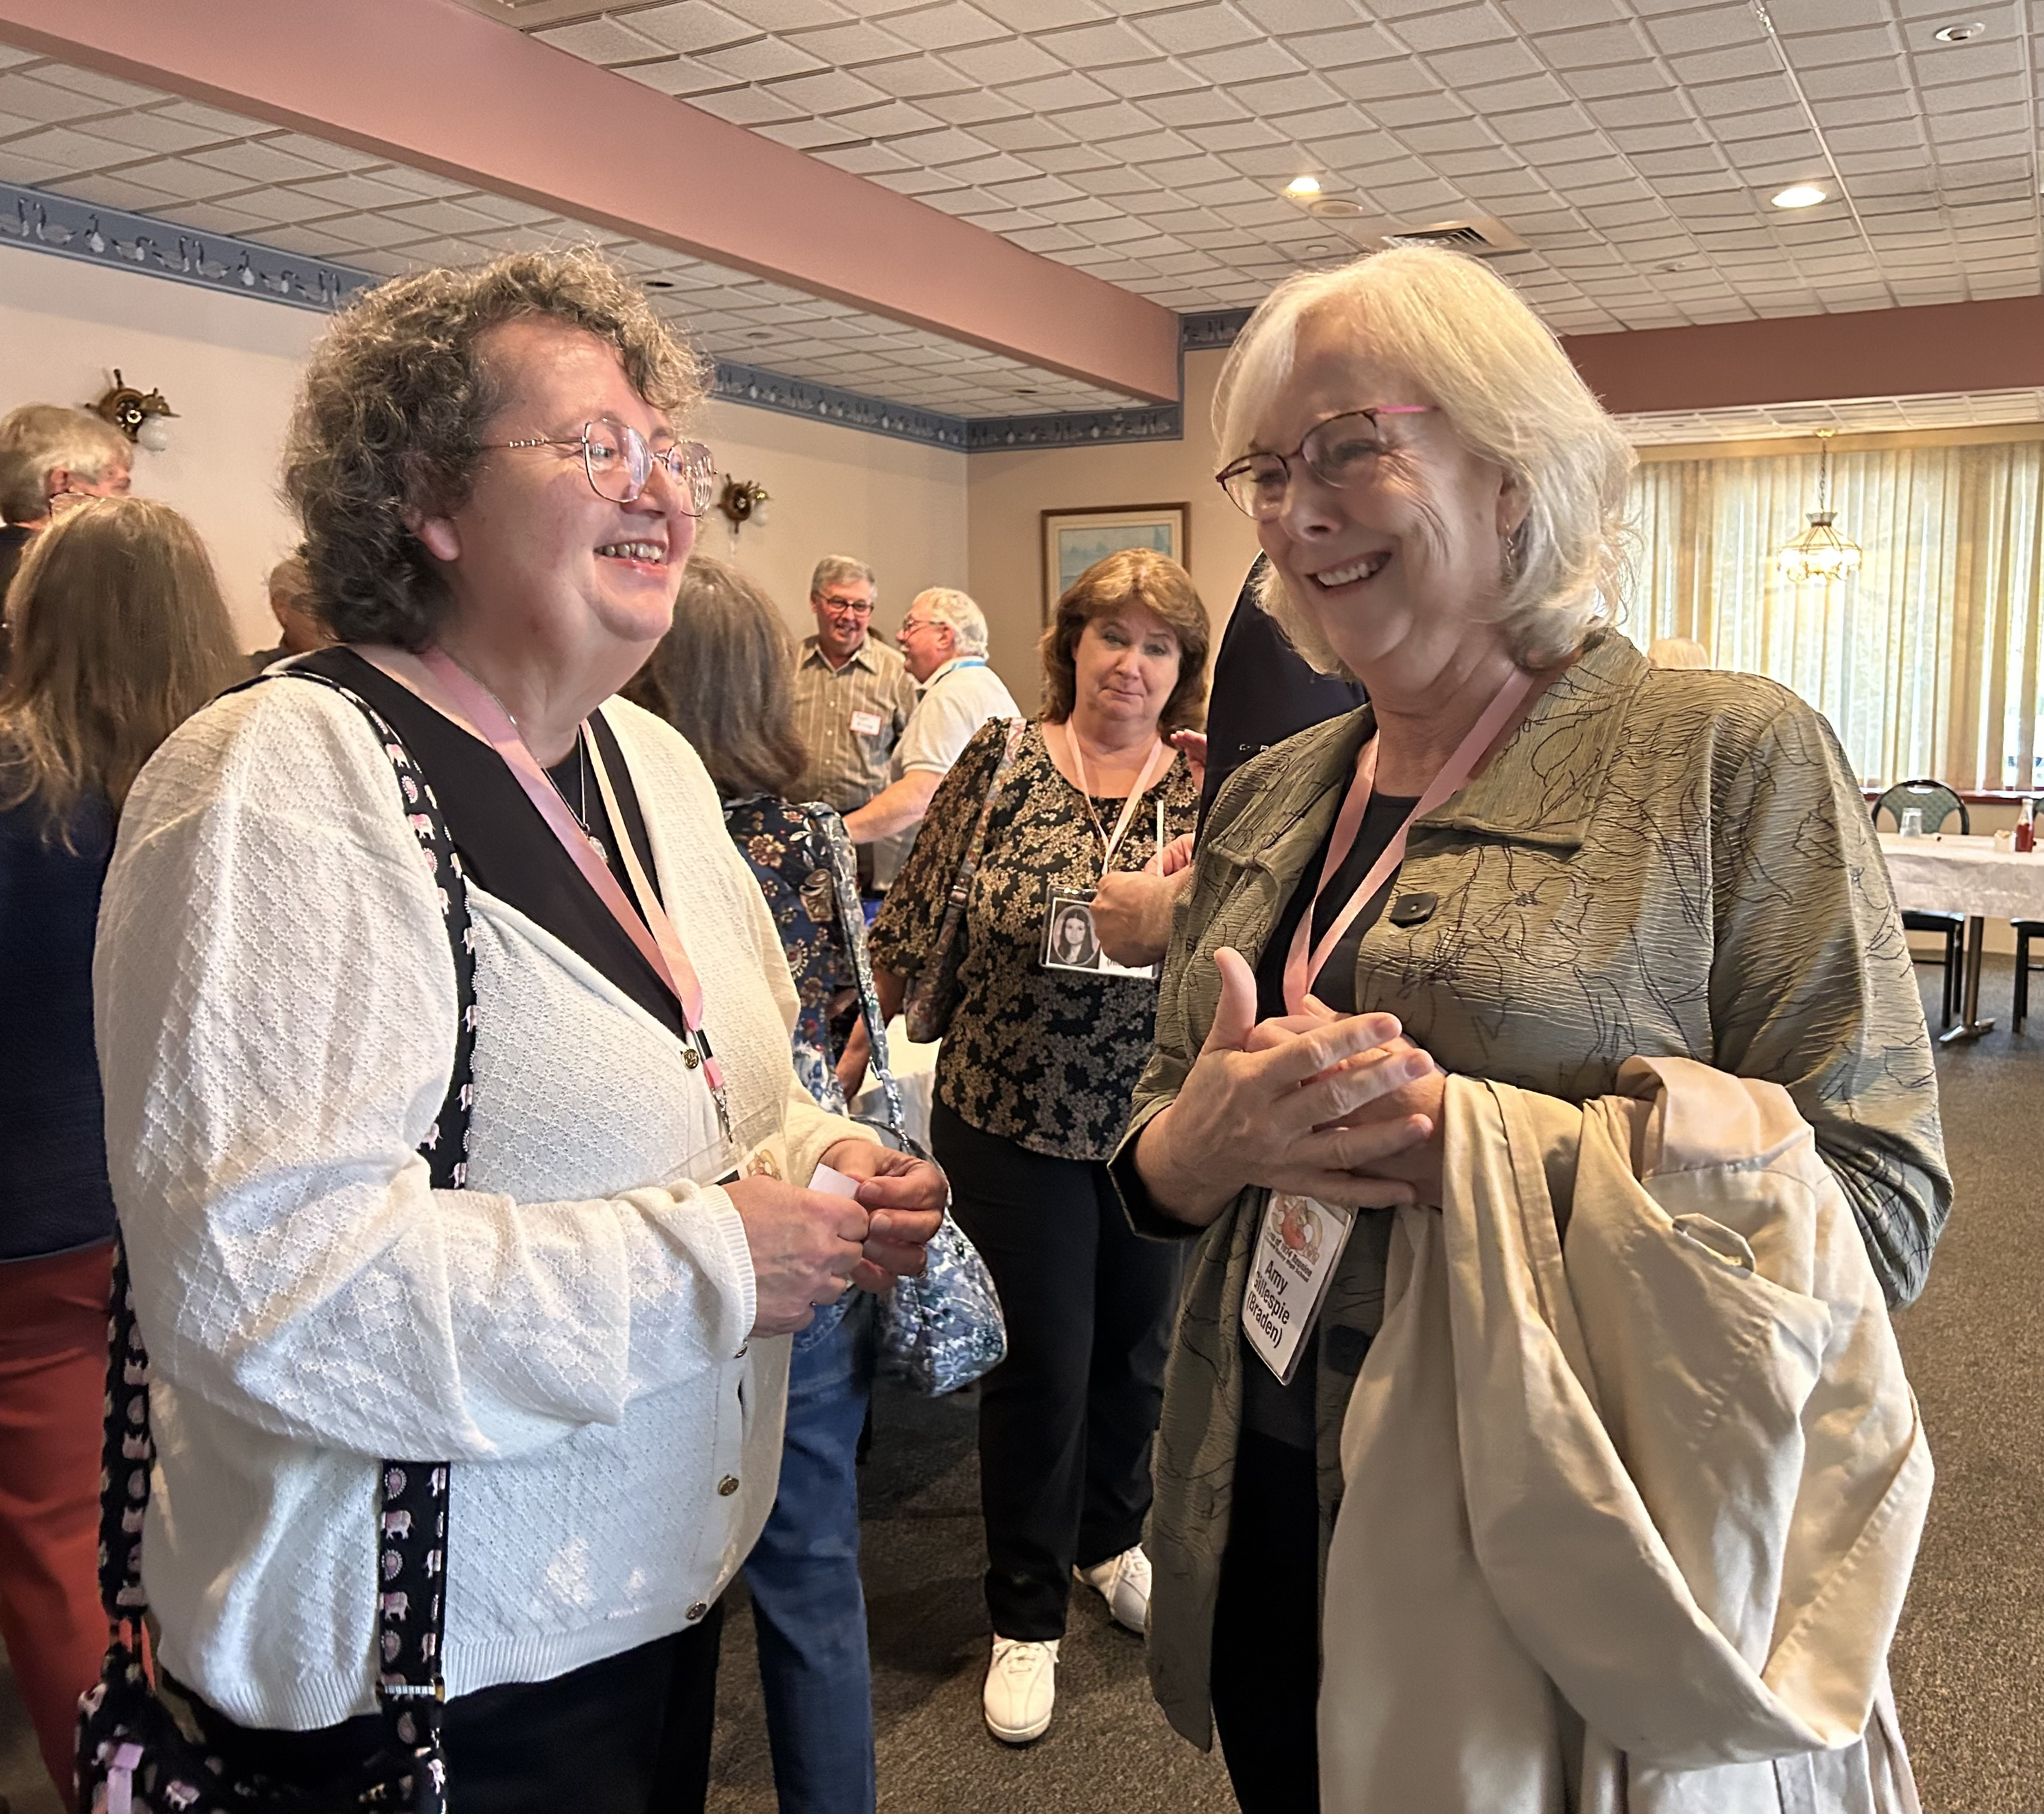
left=0, top=241, right=323, bottom=645
left=966, top=348, right=1261, bottom=715
left=693, top=396, right=967, bottom=648
left=0, top=244, right=971, bottom=655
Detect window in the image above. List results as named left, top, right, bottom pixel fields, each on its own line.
left=1626, top=436, right=2044, bottom=791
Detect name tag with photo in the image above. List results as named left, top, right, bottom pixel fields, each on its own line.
left=849, top=709, right=885, bottom=737
left=1039, top=887, right=1159, bottom=979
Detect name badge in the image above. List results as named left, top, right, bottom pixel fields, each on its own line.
left=1242, top=1192, right=1354, bottom=1384
left=1039, top=887, right=1159, bottom=979
left=717, top=1131, right=790, bottom=1187
left=849, top=709, right=885, bottom=737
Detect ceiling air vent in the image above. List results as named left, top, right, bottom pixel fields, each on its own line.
left=1380, top=217, right=1528, bottom=258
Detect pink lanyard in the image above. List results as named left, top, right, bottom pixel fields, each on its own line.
left=395, top=648, right=730, bottom=1110
left=1065, top=725, right=1169, bottom=882
left=1282, top=670, right=1535, bottom=1014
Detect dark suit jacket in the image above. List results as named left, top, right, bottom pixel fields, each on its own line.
left=1199, top=556, right=1366, bottom=825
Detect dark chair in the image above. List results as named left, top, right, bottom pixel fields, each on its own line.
left=1872, top=780, right=1968, bottom=1029
left=2014, top=921, right=2044, bottom=1032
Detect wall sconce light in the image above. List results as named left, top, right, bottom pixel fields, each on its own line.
left=91, top=369, right=177, bottom=451
left=717, top=477, right=771, bottom=529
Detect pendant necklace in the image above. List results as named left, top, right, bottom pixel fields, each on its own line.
left=444, top=652, right=610, bottom=866
left=567, top=731, right=609, bottom=866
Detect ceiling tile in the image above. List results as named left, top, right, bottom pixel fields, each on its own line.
left=699, top=37, right=828, bottom=79
left=717, top=0, right=854, bottom=28
left=1132, top=4, right=1266, bottom=56
left=535, top=17, right=673, bottom=61
left=620, top=4, right=763, bottom=55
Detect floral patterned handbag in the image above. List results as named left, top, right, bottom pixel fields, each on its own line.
left=77, top=672, right=472, bottom=1814
left=811, top=805, right=1006, bottom=1396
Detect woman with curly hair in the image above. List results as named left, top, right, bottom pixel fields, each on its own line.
left=868, top=547, right=1209, bottom=1746
left=92, top=252, right=944, bottom=1812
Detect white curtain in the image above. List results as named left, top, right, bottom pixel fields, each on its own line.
left=1625, top=439, right=2044, bottom=791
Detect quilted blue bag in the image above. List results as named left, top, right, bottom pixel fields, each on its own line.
left=808, top=806, right=1006, bottom=1396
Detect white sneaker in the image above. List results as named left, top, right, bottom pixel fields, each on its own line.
left=983, top=1636, right=1059, bottom=1743
left=1076, top=1544, right=1152, bottom=1634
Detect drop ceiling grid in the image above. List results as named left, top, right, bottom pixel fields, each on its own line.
left=0, top=44, right=1135, bottom=415
left=513, top=0, right=2039, bottom=330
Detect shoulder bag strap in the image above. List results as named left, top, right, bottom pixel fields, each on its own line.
left=802, top=802, right=906, bottom=1140
left=98, top=669, right=469, bottom=1807
left=929, top=717, right=1027, bottom=947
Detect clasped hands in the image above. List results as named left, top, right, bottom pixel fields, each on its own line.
left=1134, top=947, right=1446, bottom=1228
left=729, top=1140, right=947, bottom=1336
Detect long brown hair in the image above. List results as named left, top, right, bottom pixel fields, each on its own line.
left=1038, top=546, right=1211, bottom=734
left=622, top=554, right=808, bottom=800
left=0, top=498, right=242, bottom=842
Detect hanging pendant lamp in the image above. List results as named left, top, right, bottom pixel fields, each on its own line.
left=1776, top=428, right=1862, bottom=582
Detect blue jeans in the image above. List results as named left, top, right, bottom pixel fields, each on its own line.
left=745, top=1291, right=877, bottom=1814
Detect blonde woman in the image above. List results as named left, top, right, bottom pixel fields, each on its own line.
left=1117, top=249, right=1947, bottom=1807
left=0, top=499, right=242, bottom=1807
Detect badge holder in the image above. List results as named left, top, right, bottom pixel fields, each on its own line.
left=1039, top=887, right=1161, bottom=980
left=1242, top=1192, right=1356, bottom=1383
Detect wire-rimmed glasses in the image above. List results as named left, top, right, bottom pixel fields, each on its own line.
left=484, top=419, right=718, bottom=516
left=1215, top=406, right=1435, bottom=520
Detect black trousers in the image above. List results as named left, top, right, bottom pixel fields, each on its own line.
left=1210, top=1429, right=1321, bottom=1814
left=932, top=1097, right=1183, bottom=1641
left=180, top=1605, right=724, bottom=1813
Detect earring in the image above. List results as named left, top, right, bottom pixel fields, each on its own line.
left=1500, top=528, right=1522, bottom=587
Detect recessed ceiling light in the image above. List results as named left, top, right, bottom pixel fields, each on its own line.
left=1302, top=244, right=1330, bottom=256
left=1283, top=175, right=1322, bottom=198
left=745, top=330, right=772, bottom=341
left=643, top=278, right=675, bottom=291
left=1772, top=184, right=1827, bottom=208
left=1934, top=20, right=1985, bottom=41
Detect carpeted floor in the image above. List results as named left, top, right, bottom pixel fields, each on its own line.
left=3, top=955, right=2035, bottom=1813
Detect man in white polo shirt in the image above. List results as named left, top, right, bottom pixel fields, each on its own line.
left=844, top=586, right=1019, bottom=863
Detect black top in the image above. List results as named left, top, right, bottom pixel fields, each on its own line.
left=1241, top=786, right=1418, bottom=1449
left=292, top=649, right=684, bottom=1041
left=0, top=783, right=118, bottom=1261
left=0, top=524, right=31, bottom=679
left=1199, top=556, right=1368, bottom=827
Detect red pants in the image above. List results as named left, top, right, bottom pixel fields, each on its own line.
left=0, top=1241, right=112, bottom=1812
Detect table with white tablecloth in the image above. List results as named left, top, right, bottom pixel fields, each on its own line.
left=1877, top=831, right=2044, bottom=1040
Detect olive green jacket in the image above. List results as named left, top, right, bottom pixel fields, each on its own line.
left=1112, top=631, right=1950, bottom=1750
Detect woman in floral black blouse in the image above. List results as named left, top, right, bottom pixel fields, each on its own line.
left=625, top=555, right=887, bottom=1814
left=868, top=548, right=1209, bottom=1746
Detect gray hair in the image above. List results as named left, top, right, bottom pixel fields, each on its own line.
left=811, top=554, right=876, bottom=598
left=909, top=585, right=987, bottom=657
left=0, top=405, right=130, bottom=502
left=0, top=450, right=44, bottom=525
left=1212, top=247, right=1635, bottom=672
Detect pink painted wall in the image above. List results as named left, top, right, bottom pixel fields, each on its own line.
left=1563, top=297, right=2044, bottom=415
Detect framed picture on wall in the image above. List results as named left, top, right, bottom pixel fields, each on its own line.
left=1041, top=504, right=1189, bottom=624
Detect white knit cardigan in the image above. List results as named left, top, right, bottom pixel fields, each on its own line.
left=93, top=679, right=873, bottom=1731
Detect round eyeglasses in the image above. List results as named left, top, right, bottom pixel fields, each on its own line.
left=1215, top=406, right=1434, bottom=520
left=483, top=419, right=719, bottom=516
